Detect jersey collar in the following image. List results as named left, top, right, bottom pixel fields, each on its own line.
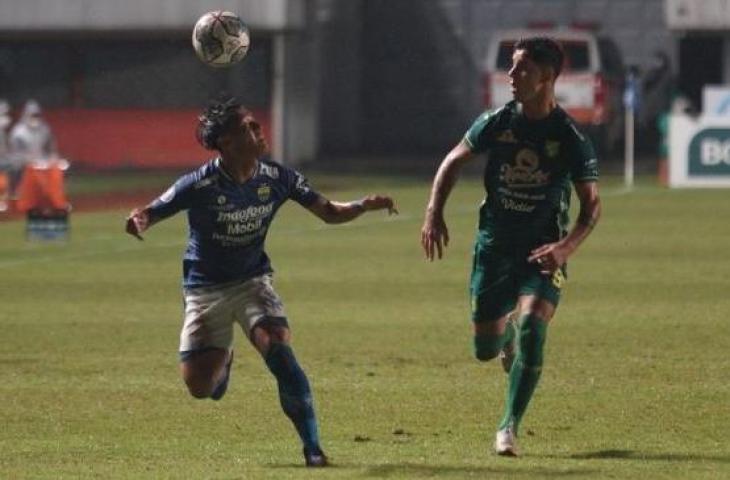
left=216, top=156, right=260, bottom=185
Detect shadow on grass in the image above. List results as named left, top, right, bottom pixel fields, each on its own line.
left=363, top=463, right=598, bottom=477
left=543, top=449, right=730, bottom=464
left=269, top=462, right=598, bottom=477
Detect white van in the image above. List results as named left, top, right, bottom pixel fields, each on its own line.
left=483, top=28, right=625, bottom=154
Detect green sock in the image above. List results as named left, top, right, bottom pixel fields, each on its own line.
left=498, top=313, right=547, bottom=434
left=503, top=316, right=516, bottom=345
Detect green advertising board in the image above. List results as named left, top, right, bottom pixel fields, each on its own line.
left=688, top=128, right=730, bottom=175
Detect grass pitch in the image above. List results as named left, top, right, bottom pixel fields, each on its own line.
left=0, top=172, right=728, bottom=479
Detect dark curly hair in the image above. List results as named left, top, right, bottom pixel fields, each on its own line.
left=515, top=37, right=565, bottom=78
left=196, top=94, right=244, bottom=151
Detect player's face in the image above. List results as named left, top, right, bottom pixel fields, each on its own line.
left=241, top=112, right=268, bottom=155
left=27, top=112, right=42, bottom=128
left=508, top=49, right=549, bottom=103
left=223, top=109, right=268, bottom=157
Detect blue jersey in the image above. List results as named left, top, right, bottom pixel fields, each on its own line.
left=147, top=157, right=321, bottom=288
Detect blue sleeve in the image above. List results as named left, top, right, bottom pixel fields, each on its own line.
left=147, top=172, right=198, bottom=223
left=283, top=166, right=321, bottom=207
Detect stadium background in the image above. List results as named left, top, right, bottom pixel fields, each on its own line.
left=0, top=0, right=696, bottom=172
left=1, top=2, right=729, bottom=479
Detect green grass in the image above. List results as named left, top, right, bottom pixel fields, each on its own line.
left=64, top=171, right=185, bottom=196
left=0, top=172, right=728, bottom=479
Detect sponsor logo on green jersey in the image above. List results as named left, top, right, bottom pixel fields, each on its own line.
left=545, top=140, right=560, bottom=158
left=499, top=149, right=550, bottom=188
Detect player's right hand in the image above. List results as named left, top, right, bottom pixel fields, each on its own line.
left=125, top=208, right=149, bottom=241
left=421, top=213, right=449, bottom=261
left=362, top=195, right=399, bottom=215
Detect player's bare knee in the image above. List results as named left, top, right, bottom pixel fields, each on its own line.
left=517, top=297, right=555, bottom=323
left=475, top=349, right=499, bottom=362
left=473, top=316, right=511, bottom=361
left=180, top=361, right=219, bottom=399
left=251, top=316, right=290, bottom=354
left=473, top=335, right=501, bottom=362
left=184, top=376, right=216, bottom=399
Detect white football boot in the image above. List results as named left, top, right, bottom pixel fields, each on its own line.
left=494, top=425, right=518, bottom=456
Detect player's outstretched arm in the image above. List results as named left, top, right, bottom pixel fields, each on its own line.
left=306, top=195, right=398, bottom=224
left=125, top=207, right=152, bottom=241
left=528, top=181, right=601, bottom=274
left=421, top=140, right=475, bottom=261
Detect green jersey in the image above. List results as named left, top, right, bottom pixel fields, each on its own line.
left=464, top=101, right=598, bottom=251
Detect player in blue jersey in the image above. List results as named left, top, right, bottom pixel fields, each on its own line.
left=125, top=96, right=397, bottom=467
left=421, top=37, right=601, bottom=456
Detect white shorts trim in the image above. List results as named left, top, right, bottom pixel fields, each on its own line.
left=179, top=274, right=286, bottom=353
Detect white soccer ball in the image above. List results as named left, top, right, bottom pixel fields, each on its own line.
left=192, top=11, right=250, bottom=68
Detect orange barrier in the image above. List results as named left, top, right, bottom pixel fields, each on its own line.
left=15, top=162, right=70, bottom=213
left=15, top=161, right=71, bottom=241
left=0, top=172, right=8, bottom=212
left=44, top=108, right=271, bottom=170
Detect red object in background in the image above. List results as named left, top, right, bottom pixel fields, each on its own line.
left=482, top=72, right=491, bottom=108
left=0, top=172, right=9, bottom=212
left=15, top=163, right=70, bottom=213
left=43, top=109, right=271, bottom=170
left=0, top=172, right=8, bottom=197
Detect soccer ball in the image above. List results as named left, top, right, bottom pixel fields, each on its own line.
left=192, top=11, right=250, bottom=68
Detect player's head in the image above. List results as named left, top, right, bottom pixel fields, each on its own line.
left=0, top=99, right=9, bottom=130
left=515, top=37, right=564, bottom=78
left=22, top=99, right=44, bottom=128
left=196, top=94, right=267, bottom=157
left=509, top=37, right=564, bottom=103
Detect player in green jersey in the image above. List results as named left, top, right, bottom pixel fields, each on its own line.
left=421, top=37, right=601, bottom=456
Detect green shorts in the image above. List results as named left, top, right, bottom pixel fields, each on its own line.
left=469, top=240, right=566, bottom=323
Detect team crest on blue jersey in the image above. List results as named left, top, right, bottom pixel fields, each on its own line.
left=217, top=195, right=227, bottom=205
left=545, top=140, right=560, bottom=158
left=257, top=184, right=271, bottom=201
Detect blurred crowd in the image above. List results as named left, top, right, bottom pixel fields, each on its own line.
left=0, top=99, right=59, bottom=211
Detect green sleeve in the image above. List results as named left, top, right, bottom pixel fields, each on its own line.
left=464, top=109, right=500, bottom=154
left=566, top=123, right=599, bottom=182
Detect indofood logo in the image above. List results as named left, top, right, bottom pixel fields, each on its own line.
left=688, top=129, right=730, bottom=175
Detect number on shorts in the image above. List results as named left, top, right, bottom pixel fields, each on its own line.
left=552, top=269, right=565, bottom=289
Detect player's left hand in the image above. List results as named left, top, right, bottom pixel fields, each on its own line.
left=125, top=208, right=150, bottom=241
left=362, top=195, right=398, bottom=215
left=528, top=242, right=569, bottom=275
